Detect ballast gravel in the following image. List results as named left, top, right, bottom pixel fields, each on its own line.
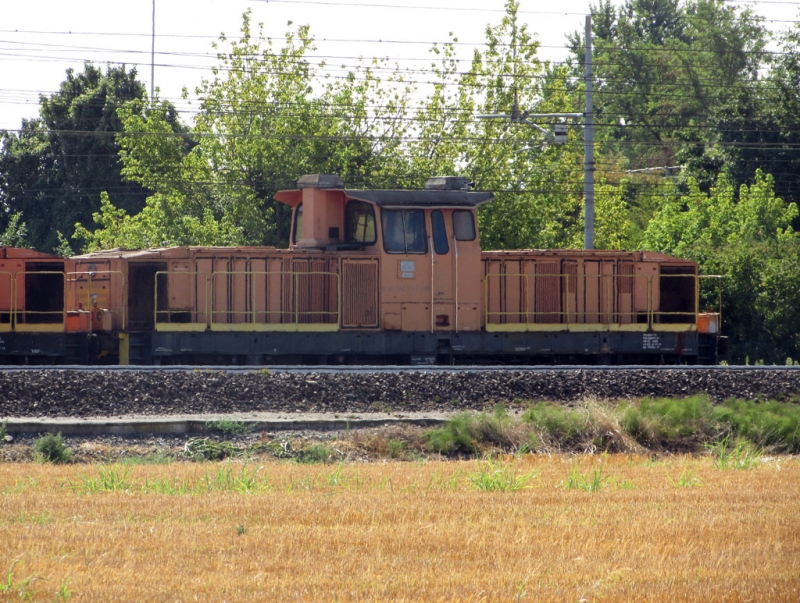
left=0, top=368, right=799, bottom=418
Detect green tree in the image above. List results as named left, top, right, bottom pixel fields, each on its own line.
left=0, top=64, right=182, bottom=253
left=570, top=0, right=767, bottom=172
left=80, top=3, right=632, bottom=253
left=642, top=170, right=800, bottom=362
left=0, top=212, right=28, bottom=247
left=84, top=11, right=415, bottom=250
left=682, top=20, right=800, bottom=206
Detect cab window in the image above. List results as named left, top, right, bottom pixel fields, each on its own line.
left=345, top=200, right=376, bottom=245
left=292, top=203, right=303, bottom=244
left=382, top=209, right=427, bottom=253
left=431, top=210, right=449, bottom=255
left=453, top=210, right=476, bottom=241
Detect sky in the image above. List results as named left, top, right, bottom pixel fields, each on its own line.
left=0, top=0, right=798, bottom=131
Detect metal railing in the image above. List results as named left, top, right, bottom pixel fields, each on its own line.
left=66, top=270, right=126, bottom=331
left=12, top=271, right=67, bottom=332
left=154, top=270, right=341, bottom=332
left=0, top=271, right=12, bottom=332
left=485, top=272, right=699, bottom=332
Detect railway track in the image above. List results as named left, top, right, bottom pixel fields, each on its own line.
left=2, top=364, right=800, bottom=373
left=1, top=365, right=799, bottom=436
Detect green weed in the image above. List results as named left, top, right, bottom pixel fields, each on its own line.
left=467, top=459, right=537, bottom=492
left=184, top=437, right=244, bottom=461
left=33, top=433, right=72, bottom=464
left=712, top=399, right=800, bottom=453
left=522, top=402, right=594, bottom=448
left=325, top=464, right=348, bottom=486
left=706, top=436, right=762, bottom=470
left=56, top=578, right=71, bottom=601
left=295, top=444, right=333, bottom=464
left=141, top=477, right=193, bottom=495
left=670, top=467, right=704, bottom=487
left=387, top=439, right=406, bottom=459
left=200, top=464, right=266, bottom=493
left=204, top=419, right=252, bottom=436
left=424, top=405, right=517, bottom=456
left=424, top=413, right=480, bottom=455
left=561, top=465, right=609, bottom=492
left=620, top=395, right=715, bottom=445
left=69, top=465, right=132, bottom=493
left=0, top=560, right=43, bottom=599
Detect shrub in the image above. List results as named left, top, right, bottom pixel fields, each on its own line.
left=33, top=433, right=72, bottom=464
left=522, top=402, right=592, bottom=446
left=387, top=439, right=406, bottom=459
left=712, top=399, right=800, bottom=453
left=204, top=419, right=252, bottom=436
left=424, top=413, right=480, bottom=455
left=296, top=444, right=333, bottom=464
left=620, top=395, right=715, bottom=445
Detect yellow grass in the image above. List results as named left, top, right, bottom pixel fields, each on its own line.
left=1, top=455, right=799, bottom=601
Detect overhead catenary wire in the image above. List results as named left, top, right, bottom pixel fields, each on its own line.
left=0, top=6, right=798, bottom=187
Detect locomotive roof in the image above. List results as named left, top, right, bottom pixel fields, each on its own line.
left=274, top=187, right=494, bottom=208
left=71, top=246, right=282, bottom=260
left=343, top=189, right=494, bottom=208
left=0, top=246, right=63, bottom=260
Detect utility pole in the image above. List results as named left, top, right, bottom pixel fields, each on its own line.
left=150, top=0, right=155, bottom=103
left=477, top=15, right=596, bottom=250
left=584, top=15, right=594, bottom=250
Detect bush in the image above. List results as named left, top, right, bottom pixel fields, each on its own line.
left=204, top=419, right=252, bottom=436
left=424, top=413, right=480, bottom=455
left=33, top=433, right=72, bottom=464
left=521, top=402, right=592, bottom=445
left=620, top=395, right=715, bottom=445
left=296, top=444, right=333, bottom=464
left=712, top=399, right=800, bottom=453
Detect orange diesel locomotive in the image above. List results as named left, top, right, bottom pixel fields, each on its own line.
left=0, top=175, right=722, bottom=365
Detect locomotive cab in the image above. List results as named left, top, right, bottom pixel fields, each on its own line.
left=275, top=175, right=493, bottom=336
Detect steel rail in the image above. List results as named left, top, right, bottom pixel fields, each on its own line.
left=2, top=365, right=800, bottom=373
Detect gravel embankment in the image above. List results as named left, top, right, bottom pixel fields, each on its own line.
left=1, top=368, right=799, bottom=418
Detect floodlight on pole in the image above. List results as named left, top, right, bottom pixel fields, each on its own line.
left=477, top=15, right=595, bottom=250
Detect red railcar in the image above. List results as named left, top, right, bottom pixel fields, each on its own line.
left=0, top=175, right=722, bottom=365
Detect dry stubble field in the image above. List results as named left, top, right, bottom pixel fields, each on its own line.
left=1, top=454, right=799, bottom=602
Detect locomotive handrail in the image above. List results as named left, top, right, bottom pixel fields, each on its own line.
left=152, top=269, right=341, bottom=332
left=698, top=274, right=724, bottom=332
left=484, top=272, right=655, bottom=332
left=0, top=271, right=12, bottom=332
left=208, top=270, right=340, bottom=332
left=154, top=271, right=210, bottom=332
left=12, top=271, right=67, bottom=332
left=650, top=273, right=699, bottom=332
left=66, top=270, right=126, bottom=331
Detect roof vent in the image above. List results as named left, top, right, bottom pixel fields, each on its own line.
left=296, top=174, right=345, bottom=189
left=424, top=176, right=471, bottom=191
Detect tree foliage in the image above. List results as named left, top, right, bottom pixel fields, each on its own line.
left=642, top=171, right=800, bottom=362
left=82, top=12, right=416, bottom=250
left=0, top=64, right=182, bottom=253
